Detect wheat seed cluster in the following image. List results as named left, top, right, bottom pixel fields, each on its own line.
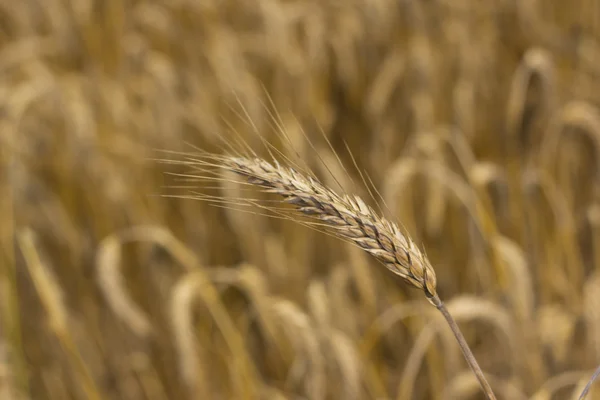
left=226, top=156, right=438, bottom=297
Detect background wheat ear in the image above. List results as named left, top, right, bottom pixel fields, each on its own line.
left=195, top=154, right=499, bottom=400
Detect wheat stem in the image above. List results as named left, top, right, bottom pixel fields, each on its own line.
left=578, top=363, right=600, bottom=400
left=430, top=294, right=497, bottom=400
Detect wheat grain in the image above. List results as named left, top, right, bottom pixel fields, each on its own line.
left=219, top=155, right=439, bottom=299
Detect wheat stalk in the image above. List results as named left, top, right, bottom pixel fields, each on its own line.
left=181, top=154, right=497, bottom=400
left=579, top=364, right=600, bottom=400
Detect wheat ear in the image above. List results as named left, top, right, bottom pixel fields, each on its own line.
left=206, top=155, right=497, bottom=400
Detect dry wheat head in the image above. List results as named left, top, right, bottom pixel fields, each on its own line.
left=221, top=155, right=438, bottom=298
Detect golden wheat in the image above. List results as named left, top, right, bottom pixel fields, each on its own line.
left=174, top=152, right=499, bottom=399
left=6, top=0, right=600, bottom=399
left=217, top=155, right=437, bottom=297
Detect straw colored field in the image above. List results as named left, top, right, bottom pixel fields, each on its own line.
left=2, top=0, right=600, bottom=399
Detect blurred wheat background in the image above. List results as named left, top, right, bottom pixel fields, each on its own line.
left=3, top=0, right=600, bottom=399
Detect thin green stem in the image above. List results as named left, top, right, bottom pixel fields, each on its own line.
left=430, top=294, right=497, bottom=400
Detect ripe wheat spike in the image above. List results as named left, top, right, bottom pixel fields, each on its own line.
left=223, top=155, right=438, bottom=298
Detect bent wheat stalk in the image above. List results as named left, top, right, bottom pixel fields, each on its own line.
left=177, top=154, right=497, bottom=400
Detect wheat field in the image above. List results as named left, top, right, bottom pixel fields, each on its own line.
left=3, top=0, right=600, bottom=399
